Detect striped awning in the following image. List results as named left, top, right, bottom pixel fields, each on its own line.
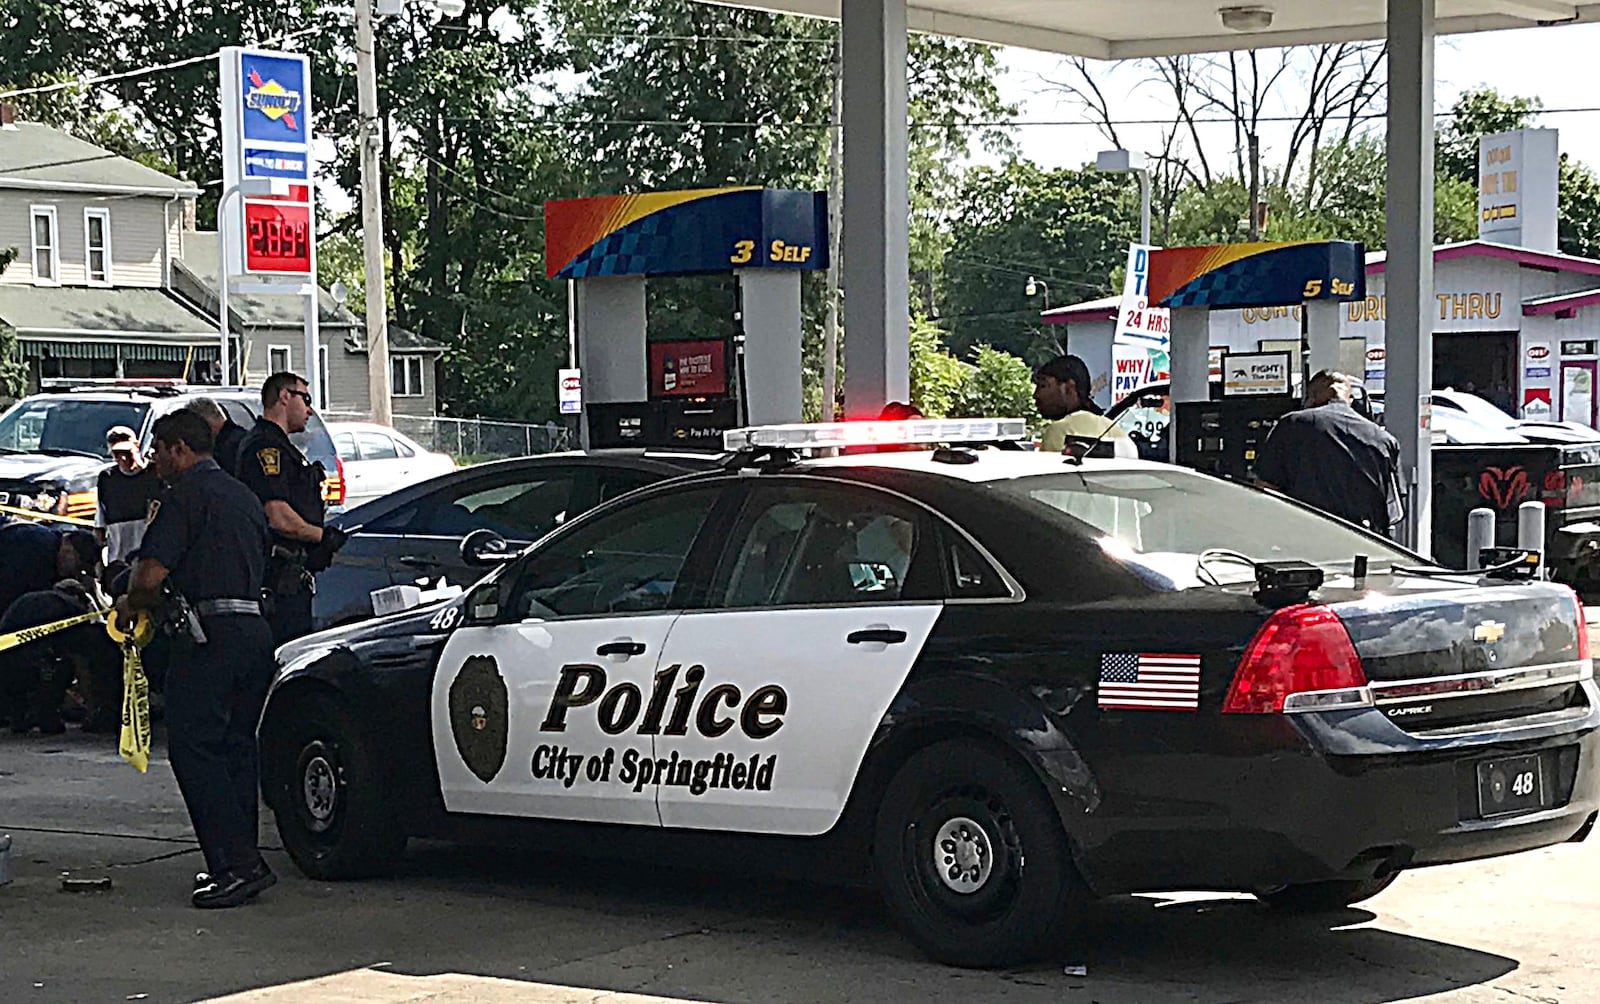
left=20, top=340, right=220, bottom=363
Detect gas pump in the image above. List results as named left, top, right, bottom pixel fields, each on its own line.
left=1148, top=242, right=1368, bottom=480
left=543, top=187, right=828, bottom=449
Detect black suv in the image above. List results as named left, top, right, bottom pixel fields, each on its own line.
left=0, top=381, right=345, bottom=520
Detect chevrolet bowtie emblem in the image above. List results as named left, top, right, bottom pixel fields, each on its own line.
left=1473, top=620, right=1506, bottom=643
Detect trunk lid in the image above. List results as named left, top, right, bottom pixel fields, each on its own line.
left=1331, top=581, right=1588, bottom=733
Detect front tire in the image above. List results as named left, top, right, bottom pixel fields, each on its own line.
left=1256, top=872, right=1400, bottom=912
left=264, top=693, right=407, bottom=879
left=873, top=739, right=1088, bottom=968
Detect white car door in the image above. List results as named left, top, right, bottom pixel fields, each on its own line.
left=653, top=481, right=948, bottom=836
left=432, top=483, right=727, bottom=825
left=354, top=430, right=406, bottom=500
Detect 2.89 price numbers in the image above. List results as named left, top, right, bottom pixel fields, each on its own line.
left=248, top=217, right=309, bottom=261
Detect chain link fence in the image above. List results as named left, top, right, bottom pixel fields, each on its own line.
left=324, top=413, right=572, bottom=461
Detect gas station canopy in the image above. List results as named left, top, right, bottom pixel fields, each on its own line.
left=712, top=0, right=1598, bottom=56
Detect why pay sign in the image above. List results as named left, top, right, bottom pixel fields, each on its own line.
left=1115, top=245, right=1170, bottom=347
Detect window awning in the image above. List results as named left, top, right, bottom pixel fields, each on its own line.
left=20, top=339, right=220, bottom=363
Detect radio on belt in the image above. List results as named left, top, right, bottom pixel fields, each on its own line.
left=722, top=418, right=1028, bottom=452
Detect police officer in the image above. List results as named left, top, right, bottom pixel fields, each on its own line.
left=113, top=410, right=277, bottom=908
left=1254, top=369, right=1404, bottom=532
left=236, top=372, right=346, bottom=644
left=183, top=397, right=249, bottom=476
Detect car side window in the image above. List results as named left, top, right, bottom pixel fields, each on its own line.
left=393, top=437, right=416, bottom=458
left=357, top=431, right=399, bottom=461
left=945, top=529, right=1012, bottom=599
left=332, top=432, right=357, bottom=461
left=596, top=467, right=661, bottom=504
left=506, top=486, right=722, bottom=619
left=364, top=468, right=580, bottom=538
left=712, top=484, right=938, bottom=608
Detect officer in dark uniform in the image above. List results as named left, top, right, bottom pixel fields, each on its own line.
left=183, top=397, right=249, bottom=476
left=113, top=409, right=277, bottom=908
left=1254, top=369, right=1404, bottom=532
left=235, top=372, right=346, bottom=644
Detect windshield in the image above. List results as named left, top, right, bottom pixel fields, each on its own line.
left=995, top=468, right=1414, bottom=589
left=0, top=399, right=150, bottom=458
left=1438, top=391, right=1516, bottom=429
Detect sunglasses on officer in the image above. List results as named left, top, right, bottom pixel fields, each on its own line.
left=283, top=388, right=313, bottom=407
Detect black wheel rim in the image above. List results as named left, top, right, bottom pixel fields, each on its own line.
left=295, top=739, right=343, bottom=842
left=902, top=785, right=1024, bottom=925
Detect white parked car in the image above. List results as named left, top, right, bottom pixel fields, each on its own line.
left=327, top=421, right=457, bottom=506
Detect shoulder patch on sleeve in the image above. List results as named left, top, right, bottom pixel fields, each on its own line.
left=145, top=499, right=160, bottom=525
left=257, top=448, right=281, bottom=476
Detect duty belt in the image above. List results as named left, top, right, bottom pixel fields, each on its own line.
left=194, top=598, right=263, bottom=618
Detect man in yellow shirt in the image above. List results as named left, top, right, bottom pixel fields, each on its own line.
left=1033, top=354, right=1134, bottom=457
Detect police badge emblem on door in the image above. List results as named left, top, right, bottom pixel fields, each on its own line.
left=448, top=655, right=509, bottom=783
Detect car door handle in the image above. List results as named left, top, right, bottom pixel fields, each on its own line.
left=597, top=640, right=647, bottom=657
left=848, top=628, right=908, bottom=645
left=398, top=554, right=440, bottom=569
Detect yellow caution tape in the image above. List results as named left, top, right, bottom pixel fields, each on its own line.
left=0, top=610, right=105, bottom=653
left=0, top=503, right=98, bottom=527
left=119, top=642, right=151, bottom=773
left=105, top=609, right=155, bottom=648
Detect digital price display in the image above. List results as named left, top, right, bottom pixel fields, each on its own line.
left=242, top=199, right=312, bottom=275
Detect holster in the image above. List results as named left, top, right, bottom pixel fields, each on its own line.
left=268, top=544, right=313, bottom=597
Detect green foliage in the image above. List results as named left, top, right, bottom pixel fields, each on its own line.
left=938, top=160, right=1134, bottom=363
left=1437, top=88, right=1541, bottom=187
left=1559, top=155, right=1600, bottom=260
left=954, top=345, right=1036, bottom=422
left=908, top=318, right=967, bottom=418
left=0, top=247, right=14, bottom=275
left=0, top=320, right=27, bottom=399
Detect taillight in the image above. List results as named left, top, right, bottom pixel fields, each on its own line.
left=1573, top=591, right=1591, bottom=666
left=1223, top=604, right=1370, bottom=714
left=63, top=490, right=97, bottom=519
left=322, top=455, right=346, bottom=506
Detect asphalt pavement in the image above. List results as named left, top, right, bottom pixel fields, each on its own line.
left=2, top=723, right=1597, bottom=1004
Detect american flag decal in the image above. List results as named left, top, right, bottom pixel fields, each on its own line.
left=1098, top=652, right=1202, bottom=711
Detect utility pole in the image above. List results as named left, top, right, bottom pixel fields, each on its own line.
left=356, top=0, right=393, bottom=425
left=1246, top=131, right=1261, bottom=241
left=821, top=38, right=843, bottom=422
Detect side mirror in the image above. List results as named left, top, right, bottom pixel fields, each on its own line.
left=460, top=528, right=517, bottom=568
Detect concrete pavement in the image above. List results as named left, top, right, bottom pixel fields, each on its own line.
left=2, top=725, right=1596, bottom=1004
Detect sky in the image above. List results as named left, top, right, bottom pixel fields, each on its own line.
left=991, top=21, right=1600, bottom=177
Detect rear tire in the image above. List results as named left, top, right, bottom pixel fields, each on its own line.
left=873, top=739, right=1088, bottom=968
left=1257, top=872, right=1400, bottom=912
left=264, top=693, right=407, bottom=880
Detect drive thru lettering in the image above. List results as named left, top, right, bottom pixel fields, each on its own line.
left=531, top=663, right=785, bottom=795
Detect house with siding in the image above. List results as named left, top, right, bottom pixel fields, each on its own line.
left=171, top=232, right=444, bottom=416
left=0, top=113, right=217, bottom=383
left=0, top=110, right=442, bottom=414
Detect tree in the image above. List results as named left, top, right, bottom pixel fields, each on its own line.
left=937, top=160, right=1135, bottom=363
left=954, top=345, right=1036, bottom=423
left=1436, top=88, right=1541, bottom=187
left=908, top=317, right=967, bottom=418
left=1559, top=156, right=1600, bottom=260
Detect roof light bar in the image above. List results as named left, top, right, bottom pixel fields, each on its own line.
left=723, top=418, right=1028, bottom=452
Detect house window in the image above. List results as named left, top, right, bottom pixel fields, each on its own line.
left=392, top=355, right=424, bottom=397
left=84, top=208, right=111, bottom=285
left=317, top=344, right=329, bottom=410
left=30, top=206, right=59, bottom=285
left=268, top=345, right=291, bottom=374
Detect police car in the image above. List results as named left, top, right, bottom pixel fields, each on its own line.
left=258, top=419, right=1599, bottom=968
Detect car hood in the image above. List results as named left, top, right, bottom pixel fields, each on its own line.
left=0, top=452, right=106, bottom=486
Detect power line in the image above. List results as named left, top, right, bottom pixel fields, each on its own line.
left=0, top=28, right=319, bottom=101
